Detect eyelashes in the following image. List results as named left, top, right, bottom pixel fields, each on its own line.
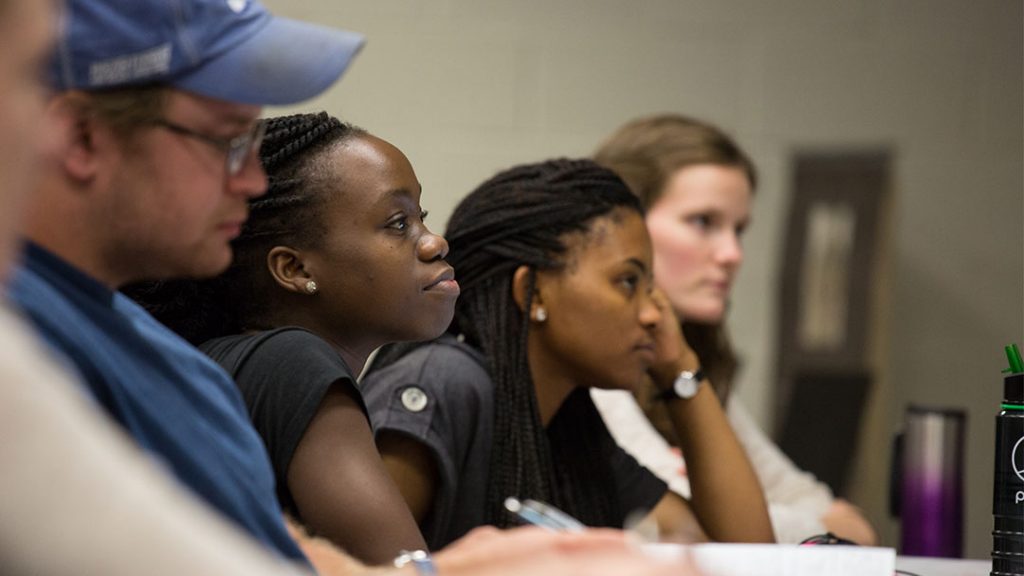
left=684, top=213, right=748, bottom=239
left=386, top=209, right=429, bottom=233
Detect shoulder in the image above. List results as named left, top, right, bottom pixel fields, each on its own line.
left=205, top=327, right=334, bottom=355
left=8, top=262, right=93, bottom=359
left=205, top=328, right=354, bottom=381
left=114, top=294, right=214, bottom=363
left=362, top=337, right=493, bottom=435
left=364, top=336, right=490, bottom=398
left=8, top=254, right=106, bottom=346
left=252, top=328, right=345, bottom=365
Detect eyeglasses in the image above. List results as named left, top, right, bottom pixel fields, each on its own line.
left=150, top=118, right=267, bottom=176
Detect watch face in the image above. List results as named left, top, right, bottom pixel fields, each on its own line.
left=673, top=371, right=699, bottom=399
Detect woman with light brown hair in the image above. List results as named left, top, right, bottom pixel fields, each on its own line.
left=592, top=113, right=877, bottom=545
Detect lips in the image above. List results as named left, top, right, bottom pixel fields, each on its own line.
left=219, top=221, right=244, bottom=239
left=634, top=341, right=657, bottom=363
left=219, top=209, right=249, bottom=239
left=424, top=267, right=460, bottom=295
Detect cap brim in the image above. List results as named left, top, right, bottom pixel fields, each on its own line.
left=174, top=16, right=365, bottom=106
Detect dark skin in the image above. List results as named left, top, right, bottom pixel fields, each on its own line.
left=259, top=133, right=457, bottom=564
left=380, top=210, right=774, bottom=544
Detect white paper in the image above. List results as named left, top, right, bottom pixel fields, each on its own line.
left=644, top=543, right=896, bottom=576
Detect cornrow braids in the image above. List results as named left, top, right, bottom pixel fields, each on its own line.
left=223, top=112, right=365, bottom=329
left=126, top=112, right=365, bottom=345
left=376, top=158, right=642, bottom=530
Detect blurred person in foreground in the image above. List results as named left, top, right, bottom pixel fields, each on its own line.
left=2, top=1, right=695, bottom=574
left=0, top=0, right=312, bottom=574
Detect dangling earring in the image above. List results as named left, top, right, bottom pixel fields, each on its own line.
left=304, top=280, right=318, bottom=295
left=534, top=306, right=547, bottom=322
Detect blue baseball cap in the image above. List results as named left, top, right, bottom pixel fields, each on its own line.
left=52, top=0, right=366, bottom=105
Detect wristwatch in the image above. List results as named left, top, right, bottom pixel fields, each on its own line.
left=393, top=550, right=437, bottom=575
left=655, top=368, right=706, bottom=402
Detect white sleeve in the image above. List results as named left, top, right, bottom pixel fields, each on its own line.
left=592, top=387, right=835, bottom=543
left=0, top=305, right=308, bottom=576
left=591, top=389, right=692, bottom=499
left=727, top=398, right=833, bottom=542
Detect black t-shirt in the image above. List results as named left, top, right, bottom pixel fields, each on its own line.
left=362, top=335, right=667, bottom=550
left=202, top=328, right=364, bottom=516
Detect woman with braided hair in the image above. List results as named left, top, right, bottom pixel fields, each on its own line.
left=362, top=158, right=774, bottom=549
left=129, top=111, right=459, bottom=564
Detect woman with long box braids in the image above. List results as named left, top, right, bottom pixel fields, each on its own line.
left=363, top=158, right=774, bottom=550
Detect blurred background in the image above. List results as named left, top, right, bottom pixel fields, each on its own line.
left=263, top=0, right=1023, bottom=558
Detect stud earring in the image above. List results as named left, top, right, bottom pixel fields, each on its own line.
left=534, top=307, right=547, bottom=322
left=304, top=280, right=318, bottom=295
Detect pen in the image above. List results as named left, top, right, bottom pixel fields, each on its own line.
left=504, top=497, right=586, bottom=532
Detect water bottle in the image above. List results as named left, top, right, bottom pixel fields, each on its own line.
left=899, top=405, right=966, bottom=557
left=993, top=370, right=1024, bottom=576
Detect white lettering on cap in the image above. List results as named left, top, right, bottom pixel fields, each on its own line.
left=89, top=44, right=172, bottom=87
left=227, top=0, right=248, bottom=13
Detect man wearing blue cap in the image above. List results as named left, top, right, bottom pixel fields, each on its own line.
left=0, top=1, right=336, bottom=575
left=9, top=0, right=365, bottom=566
left=3, top=2, right=694, bottom=575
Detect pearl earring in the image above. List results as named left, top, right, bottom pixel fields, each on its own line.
left=534, top=307, right=547, bottom=322
left=304, top=280, right=318, bottom=295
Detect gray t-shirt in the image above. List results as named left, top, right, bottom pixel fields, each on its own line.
left=362, top=335, right=667, bottom=550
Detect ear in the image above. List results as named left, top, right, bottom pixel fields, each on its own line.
left=266, top=246, right=313, bottom=294
left=511, top=265, right=545, bottom=320
left=48, top=94, right=101, bottom=185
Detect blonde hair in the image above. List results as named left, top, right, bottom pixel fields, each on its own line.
left=595, top=113, right=756, bottom=207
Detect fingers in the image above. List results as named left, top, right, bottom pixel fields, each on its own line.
left=822, top=499, right=878, bottom=546
left=437, top=526, right=631, bottom=570
left=646, top=289, right=700, bottom=382
left=649, top=287, right=671, bottom=312
left=437, top=534, right=696, bottom=576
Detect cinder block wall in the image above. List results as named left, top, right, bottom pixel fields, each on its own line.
left=264, top=0, right=1023, bottom=558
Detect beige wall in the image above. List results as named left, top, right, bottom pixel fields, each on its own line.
left=264, top=0, right=1023, bottom=558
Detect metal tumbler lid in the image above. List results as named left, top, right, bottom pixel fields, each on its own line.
left=905, top=404, right=967, bottom=419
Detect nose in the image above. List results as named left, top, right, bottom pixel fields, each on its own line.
left=716, top=230, right=744, bottom=269
left=417, top=231, right=449, bottom=262
left=639, top=290, right=664, bottom=329
left=226, top=151, right=268, bottom=199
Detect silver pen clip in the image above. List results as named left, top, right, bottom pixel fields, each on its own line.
left=504, top=497, right=586, bottom=532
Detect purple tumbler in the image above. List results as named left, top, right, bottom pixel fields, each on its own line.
left=900, top=404, right=966, bottom=557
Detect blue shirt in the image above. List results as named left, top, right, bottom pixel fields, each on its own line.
left=9, top=242, right=307, bottom=564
